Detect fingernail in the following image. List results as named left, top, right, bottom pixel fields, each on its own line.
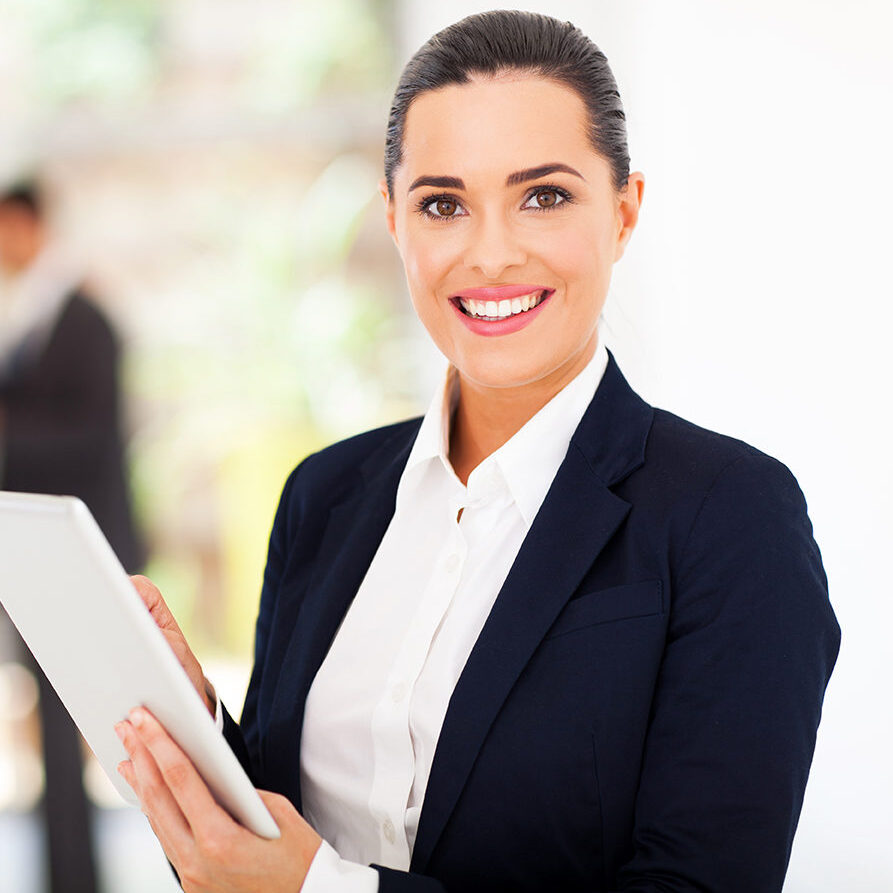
left=130, top=708, right=145, bottom=728
left=114, top=723, right=126, bottom=743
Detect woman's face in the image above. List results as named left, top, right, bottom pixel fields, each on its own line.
left=381, top=73, right=644, bottom=399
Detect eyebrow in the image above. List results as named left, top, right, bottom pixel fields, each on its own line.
left=408, top=175, right=465, bottom=192
left=505, top=163, right=585, bottom=186
left=408, top=163, right=585, bottom=193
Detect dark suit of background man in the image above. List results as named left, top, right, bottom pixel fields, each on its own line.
left=0, top=180, right=145, bottom=893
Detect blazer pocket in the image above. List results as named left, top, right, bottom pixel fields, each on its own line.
left=545, top=580, right=664, bottom=640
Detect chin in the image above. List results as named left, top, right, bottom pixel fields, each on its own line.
left=452, top=352, right=555, bottom=392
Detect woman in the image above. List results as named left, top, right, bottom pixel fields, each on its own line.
left=115, top=11, right=840, bottom=892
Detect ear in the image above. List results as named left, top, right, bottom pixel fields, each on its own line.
left=613, top=171, right=645, bottom=262
left=378, top=178, right=399, bottom=249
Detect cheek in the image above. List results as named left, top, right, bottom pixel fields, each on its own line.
left=403, top=231, right=459, bottom=301
left=539, top=227, right=612, bottom=297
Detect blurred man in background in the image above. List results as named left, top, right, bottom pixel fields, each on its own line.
left=0, top=179, right=144, bottom=893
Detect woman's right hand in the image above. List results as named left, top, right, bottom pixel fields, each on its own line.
left=130, top=575, right=216, bottom=717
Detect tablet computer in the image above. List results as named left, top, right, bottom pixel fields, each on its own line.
left=0, top=490, right=279, bottom=839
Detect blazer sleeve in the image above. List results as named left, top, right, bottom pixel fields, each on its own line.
left=221, top=460, right=305, bottom=778
left=610, top=451, right=840, bottom=891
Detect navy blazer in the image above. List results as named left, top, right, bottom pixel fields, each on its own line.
left=222, top=350, right=840, bottom=892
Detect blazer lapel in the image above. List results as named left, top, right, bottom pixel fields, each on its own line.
left=411, top=351, right=654, bottom=873
left=264, top=424, right=419, bottom=809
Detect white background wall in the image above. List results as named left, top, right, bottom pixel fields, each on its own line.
left=397, top=2, right=893, bottom=889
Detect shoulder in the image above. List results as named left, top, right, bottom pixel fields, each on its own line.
left=50, top=290, right=117, bottom=348
left=577, top=352, right=802, bottom=506
left=274, top=416, right=423, bottom=521
left=638, top=408, right=822, bottom=589
left=611, top=400, right=818, bottom=579
left=301, top=416, right=423, bottom=480
left=62, top=290, right=112, bottom=326
left=626, top=405, right=835, bottom=664
left=642, top=405, right=805, bottom=508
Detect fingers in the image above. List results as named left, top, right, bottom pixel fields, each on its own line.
left=117, top=731, right=316, bottom=892
left=123, top=708, right=232, bottom=844
left=116, top=718, right=193, bottom=867
left=129, top=577, right=210, bottom=709
left=118, top=758, right=181, bottom=863
left=130, top=575, right=185, bottom=637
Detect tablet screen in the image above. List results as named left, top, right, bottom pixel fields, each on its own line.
left=0, top=491, right=278, bottom=839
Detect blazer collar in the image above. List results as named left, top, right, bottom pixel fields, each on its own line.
left=570, top=347, right=653, bottom=487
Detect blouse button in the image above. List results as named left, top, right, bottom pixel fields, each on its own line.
left=383, top=817, right=396, bottom=844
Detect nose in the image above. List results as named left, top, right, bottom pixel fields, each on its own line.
left=462, top=213, right=527, bottom=279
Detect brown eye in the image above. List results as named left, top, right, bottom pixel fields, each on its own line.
left=522, top=187, right=569, bottom=211
left=417, top=195, right=466, bottom=220
left=536, top=190, right=557, bottom=208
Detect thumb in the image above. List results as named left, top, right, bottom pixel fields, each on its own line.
left=256, top=791, right=323, bottom=862
left=256, top=789, right=296, bottom=818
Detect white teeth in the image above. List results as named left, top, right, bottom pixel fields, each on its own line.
left=458, top=290, right=546, bottom=320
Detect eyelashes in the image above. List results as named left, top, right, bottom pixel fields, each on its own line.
left=414, top=184, right=575, bottom=222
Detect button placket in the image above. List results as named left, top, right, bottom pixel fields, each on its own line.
left=367, top=519, right=467, bottom=865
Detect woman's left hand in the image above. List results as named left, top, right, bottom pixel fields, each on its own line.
left=115, top=708, right=323, bottom=893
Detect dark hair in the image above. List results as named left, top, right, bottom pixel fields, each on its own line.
left=0, top=180, right=43, bottom=219
left=384, top=10, right=630, bottom=196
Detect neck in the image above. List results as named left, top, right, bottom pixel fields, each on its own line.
left=448, top=334, right=598, bottom=485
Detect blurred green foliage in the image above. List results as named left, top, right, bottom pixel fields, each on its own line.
left=4, top=0, right=394, bottom=109
left=4, top=0, right=161, bottom=103
left=2, top=0, right=407, bottom=659
left=245, top=0, right=394, bottom=109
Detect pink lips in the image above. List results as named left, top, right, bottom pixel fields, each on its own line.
left=449, top=285, right=554, bottom=338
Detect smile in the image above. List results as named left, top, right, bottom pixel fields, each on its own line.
left=457, top=290, right=547, bottom=320
left=448, top=287, right=554, bottom=337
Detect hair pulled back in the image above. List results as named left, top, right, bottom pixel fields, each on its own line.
left=384, top=10, right=631, bottom=196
